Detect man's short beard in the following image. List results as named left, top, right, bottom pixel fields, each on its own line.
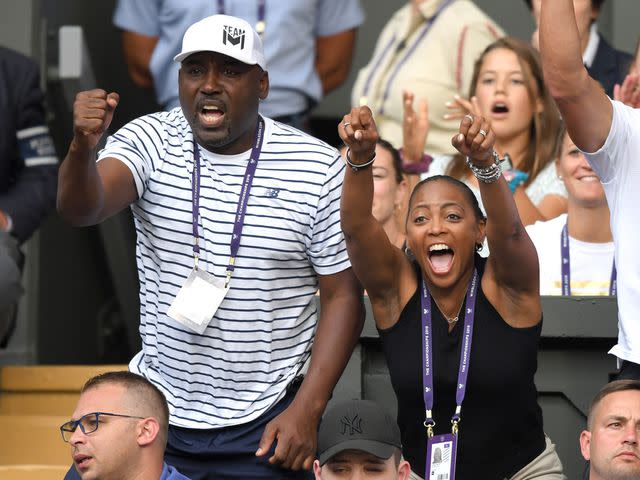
left=592, top=462, right=640, bottom=480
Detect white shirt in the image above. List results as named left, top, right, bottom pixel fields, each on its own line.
left=582, top=99, right=640, bottom=365
left=526, top=213, right=615, bottom=296
left=582, top=23, right=600, bottom=68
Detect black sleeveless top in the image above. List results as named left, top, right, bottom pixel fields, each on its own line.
left=379, top=257, right=545, bottom=479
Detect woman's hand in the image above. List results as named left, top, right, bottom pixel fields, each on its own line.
left=402, top=90, right=429, bottom=163
left=451, top=114, right=496, bottom=164
left=613, top=72, right=640, bottom=109
left=443, top=95, right=482, bottom=122
left=338, top=106, right=379, bottom=164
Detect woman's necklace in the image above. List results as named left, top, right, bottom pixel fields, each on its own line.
left=432, top=295, right=466, bottom=325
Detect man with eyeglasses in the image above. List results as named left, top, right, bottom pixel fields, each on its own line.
left=61, top=371, right=191, bottom=480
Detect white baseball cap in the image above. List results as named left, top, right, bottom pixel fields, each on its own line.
left=173, top=14, right=267, bottom=70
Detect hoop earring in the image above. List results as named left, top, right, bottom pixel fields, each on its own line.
left=405, top=245, right=414, bottom=258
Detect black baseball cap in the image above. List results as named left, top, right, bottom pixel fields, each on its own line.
left=317, top=399, right=402, bottom=466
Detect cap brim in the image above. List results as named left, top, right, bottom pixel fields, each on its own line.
left=173, top=49, right=260, bottom=66
left=319, top=439, right=396, bottom=466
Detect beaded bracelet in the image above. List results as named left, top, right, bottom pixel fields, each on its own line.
left=346, top=148, right=376, bottom=172
left=466, top=150, right=502, bottom=183
left=399, top=149, right=433, bottom=174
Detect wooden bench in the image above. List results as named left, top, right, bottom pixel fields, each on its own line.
left=0, top=365, right=126, bottom=415
left=0, top=415, right=70, bottom=465
left=0, top=465, right=69, bottom=480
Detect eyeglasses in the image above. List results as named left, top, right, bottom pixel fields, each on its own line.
left=60, top=412, right=145, bottom=442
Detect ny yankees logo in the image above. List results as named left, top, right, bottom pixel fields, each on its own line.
left=340, top=414, right=363, bottom=435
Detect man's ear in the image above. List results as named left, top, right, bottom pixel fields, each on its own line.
left=398, top=459, right=412, bottom=480
left=137, top=417, right=160, bottom=447
left=259, top=70, right=270, bottom=100
left=579, top=430, right=592, bottom=461
left=313, top=459, right=323, bottom=480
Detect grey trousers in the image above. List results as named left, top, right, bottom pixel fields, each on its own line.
left=409, top=436, right=566, bottom=480
left=0, top=231, right=23, bottom=344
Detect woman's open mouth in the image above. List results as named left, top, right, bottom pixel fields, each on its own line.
left=428, top=243, right=454, bottom=274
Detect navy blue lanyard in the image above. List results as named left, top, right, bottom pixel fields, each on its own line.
left=192, top=117, right=265, bottom=286
left=421, top=269, right=479, bottom=437
left=217, top=0, right=266, bottom=34
left=560, top=223, right=616, bottom=296
left=359, top=0, right=454, bottom=113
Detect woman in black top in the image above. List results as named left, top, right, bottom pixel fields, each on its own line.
left=338, top=106, right=564, bottom=479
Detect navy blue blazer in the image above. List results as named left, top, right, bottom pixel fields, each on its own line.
left=0, top=47, right=58, bottom=243
left=587, top=35, right=633, bottom=98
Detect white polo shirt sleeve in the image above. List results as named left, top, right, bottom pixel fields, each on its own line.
left=97, top=113, right=164, bottom=199
left=307, top=154, right=351, bottom=276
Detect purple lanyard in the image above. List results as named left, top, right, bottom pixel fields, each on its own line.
left=560, top=223, right=616, bottom=296
left=217, top=0, right=266, bottom=34
left=360, top=0, right=454, bottom=113
left=192, top=117, right=265, bottom=286
left=421, top=269, right=478, bottom=437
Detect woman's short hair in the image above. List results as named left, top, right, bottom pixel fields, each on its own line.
left=376, top=138, right=404, bottom=184
left=587, top=380, right=640, bottom=429
left=408, top=175, right=486, bottom=223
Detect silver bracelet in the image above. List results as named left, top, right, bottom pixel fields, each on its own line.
left=346, top=148, right=376, bottom=172
left=466, top=150, right=502, bottom=183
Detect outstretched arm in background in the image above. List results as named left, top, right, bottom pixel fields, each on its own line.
left=401, top=90, right=430, bottom=193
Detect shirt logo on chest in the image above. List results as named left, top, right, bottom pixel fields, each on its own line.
left=266, top=188, right=280, bottom=198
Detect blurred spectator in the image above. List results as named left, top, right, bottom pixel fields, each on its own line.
left=113, top=0, right=363, bottom=129
left=525, top=0, right=633, bottom=97
left=579, top=380, right=640, bottom=480
left=0, top=46, right=58, bottom=346
left=314, top=399, right=410, bottom=480
left=527, top=127, right=614, bottom=296
left=371, top=140, right=408, bottom=249
left=351, top=0, right=503, bottom=156
left=429, top=37, right=566, bottom=226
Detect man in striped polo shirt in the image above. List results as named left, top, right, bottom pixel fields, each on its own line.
left=58, top=14, right=364, bottom=480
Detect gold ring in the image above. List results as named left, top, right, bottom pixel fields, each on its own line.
left=478, top=129, right=487, bottom=138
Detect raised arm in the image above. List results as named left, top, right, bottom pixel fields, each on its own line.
left=315, top=29, right=357, bottom=95
left=452, top=115, right=540, bottom=325
left=338, top=106, right=408, bottom=305
left=539, top=0, right=612, bottom=152
left=57, top=89, right=137, bottom=226
left=121, top=31, right=158, bottom=89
